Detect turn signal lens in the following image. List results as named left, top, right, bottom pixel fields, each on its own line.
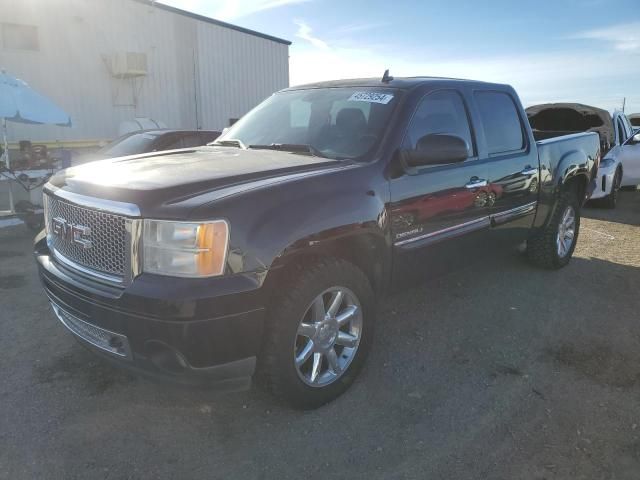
left=195, top=222, right=228, bottom=276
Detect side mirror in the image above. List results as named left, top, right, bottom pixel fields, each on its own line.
left=404, top=134, right=469, bottom=167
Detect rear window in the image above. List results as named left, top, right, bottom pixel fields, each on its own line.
left=475, top=91, right=525, bottom=155
left=99, top=132, right=160, bottom=157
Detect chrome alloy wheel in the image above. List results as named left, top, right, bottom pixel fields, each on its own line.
left=556, top=205, right=576, bottom=258
left=294, top=287, right=363, bottom=387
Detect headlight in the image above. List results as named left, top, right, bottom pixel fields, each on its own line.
left=142, top=219, right=229, bottom=277
left=600, top=158, right=615, bottom=169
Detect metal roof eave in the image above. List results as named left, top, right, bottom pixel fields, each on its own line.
left=131, top=0, right=292, bottom=46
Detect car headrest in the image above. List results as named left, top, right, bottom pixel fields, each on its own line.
left=336, top=108, right=367, bottom=130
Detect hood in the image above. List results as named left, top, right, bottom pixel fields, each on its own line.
left=47, top=146, right=346, bottom=212
left=526, top=103, right=614, bottom=148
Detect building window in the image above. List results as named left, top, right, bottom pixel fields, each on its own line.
left=2, top=23, right=39, bottom=51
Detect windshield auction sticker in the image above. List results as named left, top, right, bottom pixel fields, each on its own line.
left=348, top=92, right=394, bottom=104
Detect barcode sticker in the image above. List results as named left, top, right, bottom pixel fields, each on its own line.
left=348, top=92, right=394, bottom=104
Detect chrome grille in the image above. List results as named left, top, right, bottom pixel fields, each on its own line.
left=44, top=193, right=128, bottom=278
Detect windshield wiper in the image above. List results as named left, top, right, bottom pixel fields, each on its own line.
left=210, top=138, right=247, bottom=149
left=247, top=143, right=330, bottom=158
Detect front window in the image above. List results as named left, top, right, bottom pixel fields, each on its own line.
left=216, top=87, right=401, bottom=160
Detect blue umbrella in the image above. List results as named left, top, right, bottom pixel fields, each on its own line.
left=0, top=70, right=72, bottom=168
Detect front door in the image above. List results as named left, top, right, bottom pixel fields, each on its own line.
left=389, top=89, right=491, bottom=286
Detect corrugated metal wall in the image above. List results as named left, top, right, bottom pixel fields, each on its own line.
left=0, top=0, right=289, bottom=144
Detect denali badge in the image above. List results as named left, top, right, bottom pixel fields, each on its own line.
left=52, top=217, right=93, bottom=249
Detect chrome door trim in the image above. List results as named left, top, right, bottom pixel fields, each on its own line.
left=393, top=201, right=538, bottom=248
left=395, top=216, right=491, bottom=247
left=44, top=184, right=141, bottom=217
left=491, top=201, right=537, bottom=226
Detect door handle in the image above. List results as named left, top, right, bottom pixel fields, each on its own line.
left=465, top=177, right=488, bottom=189
left=521, top=166, right=538, bottom=176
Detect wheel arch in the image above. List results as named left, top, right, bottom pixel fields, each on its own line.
left=263, top=229, right=391, bottom=300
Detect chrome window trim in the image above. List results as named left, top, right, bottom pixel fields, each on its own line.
left=44, top=184, right=141, bottom=217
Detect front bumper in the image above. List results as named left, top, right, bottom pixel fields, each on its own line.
left=589, top=164, right=616, bottom=200
left=35, top=234, right=266, bottom=390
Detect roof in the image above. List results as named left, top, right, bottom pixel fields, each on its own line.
left=284, top=76, right=509, bottom=91
left=131, top=0, right=291, bottom=45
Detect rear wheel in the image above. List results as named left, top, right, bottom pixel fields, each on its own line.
left=602, top=168, right=621, bottom=209
left=258, top=258, right=375, bottom=409
left=527, top=187, right=581, bottom=269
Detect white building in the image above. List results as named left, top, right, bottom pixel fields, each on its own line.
left=0, top=0, right=290, bottom=146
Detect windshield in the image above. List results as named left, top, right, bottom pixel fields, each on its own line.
left=216, top=87, right=401, bottom=160
left=99, top=132, right=160, bottom=158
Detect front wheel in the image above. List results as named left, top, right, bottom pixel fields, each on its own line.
left=527, top=188, right=581, bottom=269
left=258, top=258, right=375, bottom=409
left=601, top=168, right=622, bottom=209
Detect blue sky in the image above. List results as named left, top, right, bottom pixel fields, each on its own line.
left=164, top=0, right=640, bottom=113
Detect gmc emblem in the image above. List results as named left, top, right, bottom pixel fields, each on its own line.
left=52, top=217, right=93, bottom=249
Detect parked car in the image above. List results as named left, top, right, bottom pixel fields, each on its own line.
left=629, top=113, right=640, bottom=133
left=95, top=129, right=221, bottom=159
left=526, top=104, right=637, bottom=207
left=35, top=76, right=599, bottom=408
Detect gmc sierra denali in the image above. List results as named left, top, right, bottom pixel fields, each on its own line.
left=35, top=76, right=600, bottom=408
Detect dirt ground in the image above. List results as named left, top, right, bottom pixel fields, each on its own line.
left=1, top=192, right=639, bottom=480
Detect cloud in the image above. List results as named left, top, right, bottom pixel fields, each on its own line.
left=294, top=20, right=329, bottom=49
left=571, top=21, right=640, bottom=51
left=331, top=22, right=388, bottom=35
left=289, top=21, right=640, bottom=112
left=161, top=0, right=310, bottom=21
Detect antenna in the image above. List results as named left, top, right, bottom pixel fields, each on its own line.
left=381, top=69, right=393, bottom=83
left=622, top=97, right=626, bottom=113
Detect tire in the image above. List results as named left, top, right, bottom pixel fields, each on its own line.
left=527, top=187, right=581, bottom=269
left=258, top=258, right=375, bottom=409
left=25, top=215, right=44, bottom=232
left=601, top=168, right=621, bottom=209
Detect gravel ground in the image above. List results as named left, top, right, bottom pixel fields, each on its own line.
left=1, top=192, right=639, bottom=480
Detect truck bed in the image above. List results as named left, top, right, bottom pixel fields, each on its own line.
left=536, top=131, right=600, bottom=199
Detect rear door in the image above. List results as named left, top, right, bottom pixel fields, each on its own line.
left=473, top=90, right=538, bottom=244
left=390, top=88, right=491, bottom=284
